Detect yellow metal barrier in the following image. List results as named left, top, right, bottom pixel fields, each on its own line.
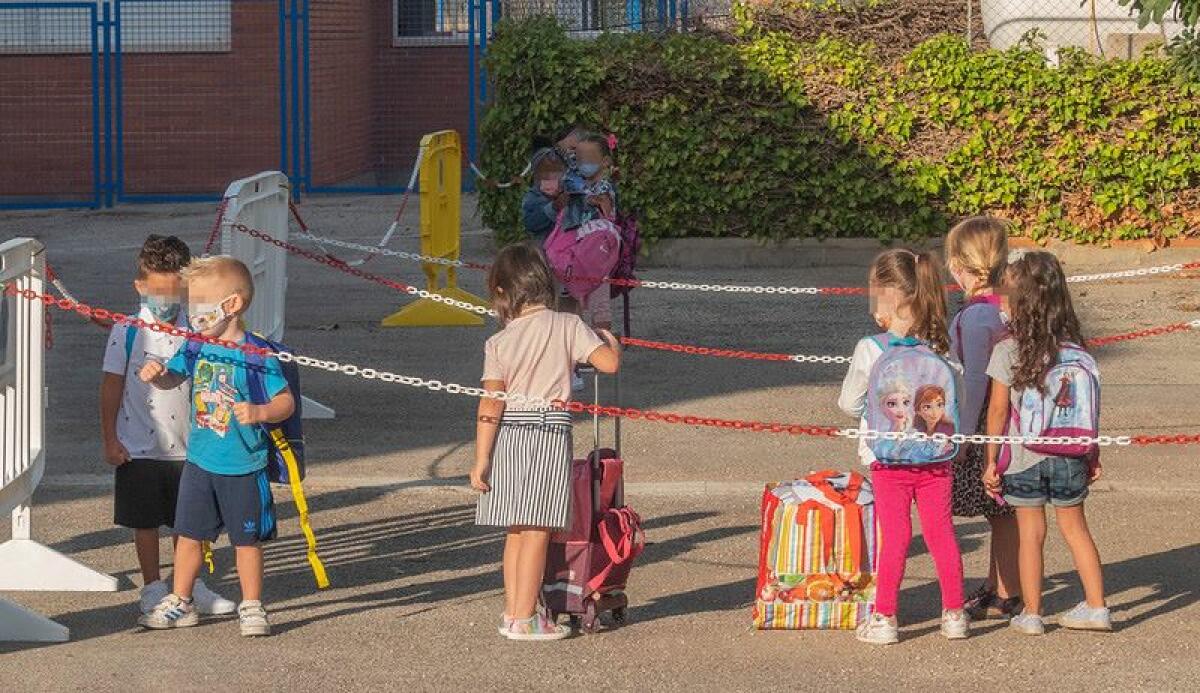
left=382, top=130, right=489, bottom=327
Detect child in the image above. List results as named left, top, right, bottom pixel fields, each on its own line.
left=470, top=243, right=621, bottom=641
left=838, top=248, right=967, bottom=645
left=521, top=146, right=568, bottom=246
left=100, top=235, right=234, bottom=616
left=137, top=256, right=295, bottom=637
left=945, top=216, right=1022, bottom=621
left=558, top=133, right=620, bottom=332
left=983, top=251, right=1110, bottom=635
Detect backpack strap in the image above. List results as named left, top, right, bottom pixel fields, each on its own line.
left=124, top=324, right=137, bottom=366
left=242, top=332, right=329, bottom=590
left=870, top=333, right=890, bottom=351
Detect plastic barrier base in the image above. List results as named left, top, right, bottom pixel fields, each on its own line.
left=0, top=596, right=69, bottom=642
left=381, top=289, right=487, bottom=327
left=302, top=395, right=336, bottom=420
left=0, top=539, right=118, bottom=591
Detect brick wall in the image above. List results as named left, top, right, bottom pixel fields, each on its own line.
left=0, top=55, right=96, bottom=198
left=0, top=0, right=473, bottom=201
left=119, top=1, right=280, bottom=195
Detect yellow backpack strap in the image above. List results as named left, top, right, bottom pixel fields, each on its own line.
left=271, top=428, right=329, bottom=589
left=202, top=541, right=215, bottom=574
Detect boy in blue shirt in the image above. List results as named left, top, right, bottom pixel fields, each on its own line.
left=138, top=255, right=294, bottom=637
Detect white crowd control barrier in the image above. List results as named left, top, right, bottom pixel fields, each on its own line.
left=219, top=171, right=335, bottom=419
left=0, top=239, right=117, bottom=643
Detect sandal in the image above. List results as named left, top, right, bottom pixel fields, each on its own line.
left=964, top=584, right=997, bottom=621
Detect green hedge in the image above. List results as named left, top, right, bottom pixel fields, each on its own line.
left=478, top=16, right=1200, bottom=245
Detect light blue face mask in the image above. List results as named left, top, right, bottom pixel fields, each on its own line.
left=141, top=294, right=181, bottom=323
left=577, top=162, right=602, bottom=178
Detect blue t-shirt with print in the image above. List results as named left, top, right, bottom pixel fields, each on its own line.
left=166, top=341, right=289, bottom=476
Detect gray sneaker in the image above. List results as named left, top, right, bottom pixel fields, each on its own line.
left=238, top=600, right=271, bottom=637
left=856, top=613, right=899, bottom=645
left=138, top=593, right=199, bottom=630
left=1059, top=602, right=1113, bottom=632
left=1010, top=612, right=1045, bottom=636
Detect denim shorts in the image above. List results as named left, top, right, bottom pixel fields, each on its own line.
left=1002, top=457, right=1090, bottom=508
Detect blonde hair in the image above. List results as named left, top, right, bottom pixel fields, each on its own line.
left=946, top=216, right=1009, bottom=296
left=182, top=255, right=255, bottom=306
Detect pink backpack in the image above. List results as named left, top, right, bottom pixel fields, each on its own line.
left=544, top=215, right=622, bottom=302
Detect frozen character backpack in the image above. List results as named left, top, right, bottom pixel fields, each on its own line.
left=865, top=335, right=960, bottom=465
left=544, top=213, right=622, bottom=303
left=998, top=344, right=1100, bottom=474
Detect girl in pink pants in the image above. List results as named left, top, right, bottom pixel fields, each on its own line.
left=838, top=248, right=966, bottom=645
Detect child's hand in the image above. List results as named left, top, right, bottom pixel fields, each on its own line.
left=982, top=462, right=1001, bottom=494
left=233, top=402, right=262, bottom=426
left=139, top=360, right=166, bottom=383
left=1088, top=461, right=1103, bottom=484
left=103, top=439, right=130, bottom=467
left=596, top=328, right=621, bottom=352
left=469, top=463, right=491, bottom=493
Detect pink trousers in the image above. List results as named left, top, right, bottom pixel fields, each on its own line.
left=870, top=462, right=964, bottom=616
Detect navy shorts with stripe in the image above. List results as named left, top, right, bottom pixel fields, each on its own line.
left=174, top=462, right=277, bottom=546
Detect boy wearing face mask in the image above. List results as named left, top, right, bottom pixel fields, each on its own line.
left=521, top=146, right=568, bottom=245
left=100, top=235, right=236, bottom=617
left=138, top=255, right=294, bottom=637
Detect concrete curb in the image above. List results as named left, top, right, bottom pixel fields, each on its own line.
left=641, top=236, right=1200, bottom=270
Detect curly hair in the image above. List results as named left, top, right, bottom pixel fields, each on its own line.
left=137, top=234, right=191, bottom=278
left=869, top=248, right=949, bottom=354
left=1005, top=251, right=1086, bottom=392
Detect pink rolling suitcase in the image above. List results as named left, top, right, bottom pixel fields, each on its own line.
left=542, top=368, right=644, bottom=633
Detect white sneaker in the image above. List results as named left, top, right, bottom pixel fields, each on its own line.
left=139, top=579, right=170, bottom=615
left=1010, top=612, right=1046, bottom=636
left=1058, top=602, right=1113, bottom=632
left=138, top=593, right=199, bottom=629
left=856, top=613, right=899, bottom=645
left=941, top=609, right=970, bottom=640
left=193, top=579, right=237, bottom=615
left=239, top=600, right=271, bottom=637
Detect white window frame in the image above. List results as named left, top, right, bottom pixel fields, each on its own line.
left=0, top=0, right=231, bottom=55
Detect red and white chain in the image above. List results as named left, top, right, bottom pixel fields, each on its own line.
left=1065, top=261, right=1200, bottom=284
left=10, top=283, right=1200, bottom=447
left=292, top=231, right=489, bottom=270
left=234, top=225, right=497, bottom=318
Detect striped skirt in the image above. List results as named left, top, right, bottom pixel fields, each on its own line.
left=475, top=410, right=574, bottom=529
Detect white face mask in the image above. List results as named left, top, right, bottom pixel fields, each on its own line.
left=188, top=294, right=236, bottom=334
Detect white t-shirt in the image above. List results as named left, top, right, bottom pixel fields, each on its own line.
left=838, top=336, right=886, bottom=466
left=101, top=307, right=190, bottom=461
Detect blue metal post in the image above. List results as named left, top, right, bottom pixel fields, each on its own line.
left=101, top=1, right=113, bottom=207
left=90, top=3, right=102, bottom=208
left=467, top=0, right=477, bottom=182
left=479, top=0, right=488, bottom=103
left=113, top=0, right=124, bottom=201
left=278, top=0, right=288, bottom=177
left=289, top=0, right=300, bottom=192
left=301, top=0, right=311, bottom=195
left=656, top=0, right=666, bottom=31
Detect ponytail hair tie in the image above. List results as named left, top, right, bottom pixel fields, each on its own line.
left=606, top=133, right=618, bottom=152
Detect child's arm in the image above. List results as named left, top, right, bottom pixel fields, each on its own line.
left=233, top=388, right=295, bottom=426
left=139, top=360, right=187, bottom=390
left=471, top=380, right=507, bottom=493
left=837, top=339, right=875, bottom=418
left=981, top=378, right=1010, bottom=494
left=587, top=329, right=622, bottom=374
left=99, top=374, right=130, bottom=466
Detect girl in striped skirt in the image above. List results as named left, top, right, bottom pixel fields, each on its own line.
left=470, top=243, right=621, bottom=641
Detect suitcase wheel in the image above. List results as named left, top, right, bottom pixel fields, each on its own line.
left=611, top=606, right=628, bottom=625
left=568, top=615, right=582, bottom=631
left=580, top=602, right=600, bottom=634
